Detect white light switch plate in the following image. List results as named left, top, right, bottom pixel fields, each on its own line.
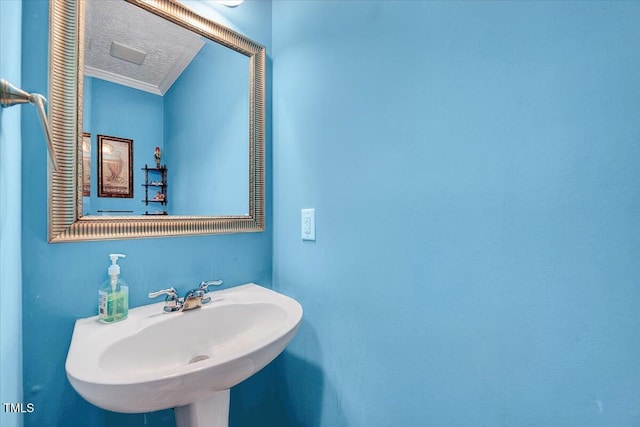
left=301, top=208, right=315, bottom=241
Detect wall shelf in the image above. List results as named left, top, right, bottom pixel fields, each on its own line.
left=141, top=164, right=167, bottom=209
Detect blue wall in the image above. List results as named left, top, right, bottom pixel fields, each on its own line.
left=85, top=77, right=164, bottom=214
left=20, top=0, right=272, bottom=426
left=1, top=2, right=24, bottom=427
left=272, top=1, right=640, bottom=426
left=165, top=40, right=249, bottom=216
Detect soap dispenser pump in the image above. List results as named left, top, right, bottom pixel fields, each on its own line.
left=98, top=253, right=129, bottom=323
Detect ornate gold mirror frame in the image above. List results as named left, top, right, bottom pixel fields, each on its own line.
left=48, top=0, right=265, bottom=242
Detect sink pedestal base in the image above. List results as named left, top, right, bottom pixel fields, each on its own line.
left=174, top=390, right=230, bottom=427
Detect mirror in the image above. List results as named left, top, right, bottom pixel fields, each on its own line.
left=48, top=0, right=265, bottom=242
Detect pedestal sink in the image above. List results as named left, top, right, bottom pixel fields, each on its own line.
left=66, top=283, right=302, bottom=427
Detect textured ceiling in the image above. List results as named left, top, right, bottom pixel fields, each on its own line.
left=84, top=0, right=205, bottom=95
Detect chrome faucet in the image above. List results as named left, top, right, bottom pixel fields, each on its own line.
left=148, top=280, right=223, bottom=313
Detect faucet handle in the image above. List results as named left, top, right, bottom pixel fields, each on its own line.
left=199, top=280, right=223, bottom=291
left=199, top=280, right=223, bottom=304
left=148, top=287, right=181, bottom=312
left=148, top=287, right=178, bottom=299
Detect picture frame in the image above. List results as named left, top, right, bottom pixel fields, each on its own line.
left=97, top=134, right=133, bottom=198
left=82, top=132, right=91, bottom=196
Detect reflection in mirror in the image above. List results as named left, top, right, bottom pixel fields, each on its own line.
left=82, top=0, right=248, bottom=216
left=48, top=0, right=265, bottom=242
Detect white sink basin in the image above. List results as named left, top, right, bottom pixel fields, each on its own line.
left=66, top=284, right=302, bottom=425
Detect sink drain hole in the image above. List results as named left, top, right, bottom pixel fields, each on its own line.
left=188, top=355, right=210, bottom=364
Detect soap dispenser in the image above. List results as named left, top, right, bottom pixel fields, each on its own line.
left=98, top=253, right=129, bottom=323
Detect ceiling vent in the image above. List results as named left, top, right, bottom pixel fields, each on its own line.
left=110, top=41, right=147, bottom=65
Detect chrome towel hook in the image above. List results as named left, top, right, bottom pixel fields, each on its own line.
left=1, top=78, right=60, bottom=171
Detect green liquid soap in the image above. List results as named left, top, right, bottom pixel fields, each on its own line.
left=98, top=285, right=129, bottom=323
left=98, top=253, right=129, bottom=323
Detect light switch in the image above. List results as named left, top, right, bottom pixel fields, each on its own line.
left=301, top=208, right=315, bottom=241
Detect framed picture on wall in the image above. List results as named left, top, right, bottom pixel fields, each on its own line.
left=82, top=132, right=91, bottom=196
left=98, top=134, right=134, bottom=198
